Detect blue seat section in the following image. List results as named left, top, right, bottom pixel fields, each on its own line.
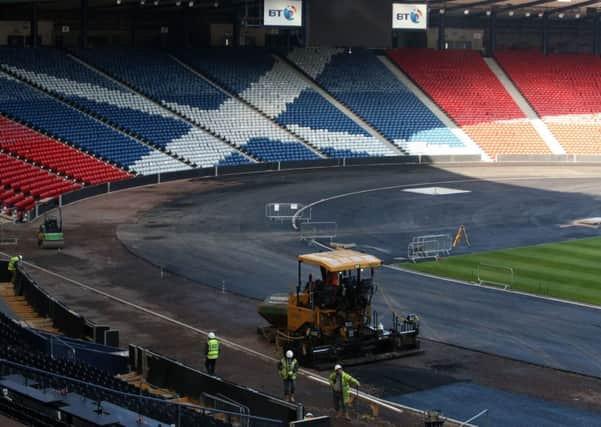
left=313, top=49, right=463, bottom=146
left=277, top=89, right=370, bottom=136
left=73, top=48, right=229, bottom=110
left=178, top=48, right=275, bottom=93
left=218, top=152, right=250, bottom=166
left=0, top=49, right=198, bottom=148
left=0, top=73, right=156, bottom=171
left=0, top=48, right=242, bottom=169
left=75, top=48, right=318, bottom=162
left=177, top=48, right=392, bottom=159
left=244, top=138, right=317, bottom=162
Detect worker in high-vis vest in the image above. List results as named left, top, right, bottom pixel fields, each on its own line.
left=278, top=350, right=299, bottom=402
left=205, top=332, right=220, bottom=376
left=7, top=255, right=22, bottom=285
left=329, top=364, right=360, bottom=420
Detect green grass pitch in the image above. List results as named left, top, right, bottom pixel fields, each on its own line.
left=402, top=237, right=601, bottom=306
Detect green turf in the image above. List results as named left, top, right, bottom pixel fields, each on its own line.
left=402, top=237, right=601, bottom=306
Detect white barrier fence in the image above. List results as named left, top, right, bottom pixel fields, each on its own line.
left=476, top=263, right=514, bottom=290
left=299, top=221, right=338, bottom=242
left=265, top=203, right=311, bottom=223
left=408, top=234, right=452, bottom=261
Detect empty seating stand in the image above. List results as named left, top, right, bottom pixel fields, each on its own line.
left=0, top=47, right=248, bottom=169
left=496, top=50, right=601, bottom=155
left=288, top=47, right=470, bottom=155
left=73, top=48, right=319, bottom=162
left=389, top=48, right=551, bottom=157
left=0, top=152, right=80, bottom=218
left=176, top=48, right=397, bottom=158
left=0, top=116, right=131, bottom=185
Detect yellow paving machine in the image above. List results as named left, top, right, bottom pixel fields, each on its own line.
left=258, top=249, right=420, bottom=368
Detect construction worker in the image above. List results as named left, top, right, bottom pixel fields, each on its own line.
left=278, top=350, right=299, bottom=402
left=329, top=364, right=359, bottom=420
left=204, top=332, right=219, bottom=376
left=7, top=255, right=22, bottom=285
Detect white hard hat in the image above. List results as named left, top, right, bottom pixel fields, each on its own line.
left=334, top=364, right=342, bottom=371
left=286, top=350, right=293, bottom=358
left=208, top=332, right=215, bottom=339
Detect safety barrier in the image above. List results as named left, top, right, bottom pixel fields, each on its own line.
left=299, top=221, right=338, bottom=242
left=408, top=234, right=452, bottom=261
left=266, top=202, right=310, bottom=222
left=476, top=263, right=514, bottom=290
left=129, top=345, right=300, bottom=425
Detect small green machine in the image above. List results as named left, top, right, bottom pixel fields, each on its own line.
left=38, top=208, right=64, bottom=249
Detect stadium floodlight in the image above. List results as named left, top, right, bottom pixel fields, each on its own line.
left=464, top=9, right=470, bottom=14
left=508, top=10, right=514, bottom=16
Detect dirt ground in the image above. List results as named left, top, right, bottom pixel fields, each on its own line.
left=3, top=166, right=601, bottom=426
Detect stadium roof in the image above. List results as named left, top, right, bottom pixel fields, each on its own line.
left=0, top=0, right=598, bottom=17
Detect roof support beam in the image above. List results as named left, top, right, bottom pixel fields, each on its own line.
left=547, top=0, right=601, bottom=15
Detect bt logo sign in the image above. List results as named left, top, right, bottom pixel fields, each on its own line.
left=269, top=5, right=297, bottom=21
left=396, top=8, right=423, bottom=24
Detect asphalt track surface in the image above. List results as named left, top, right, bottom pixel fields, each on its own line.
left=118, top=164, right=601, bottom=378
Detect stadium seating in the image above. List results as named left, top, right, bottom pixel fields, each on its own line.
left=0, top=71, right=190, bottom=175
left=0, top=116, right=131, bottom=185
left=0, top=311, right=225, bottom=427
left=288, top=47, right=471, bottom=155
left=0, top=47, right=246, bottom=168
left=388, top=48, right=551, bottom=157
left=176, top=48, right=398, bottom=158
left=0, top=152, right=80, bottom=217
left=73, top=48, right=321, bottom=162
left=496, top=50, right=601, bottom=154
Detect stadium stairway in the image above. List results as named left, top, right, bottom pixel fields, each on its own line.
left=71, top=48, right=321, bottom=163
left=0, top=282, right=58, bottom=333
left=483, top=57, right=565, bottom=155
left=0, top=62, right=197, bottom=171
left=171, top=54, right=327, bottom=159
